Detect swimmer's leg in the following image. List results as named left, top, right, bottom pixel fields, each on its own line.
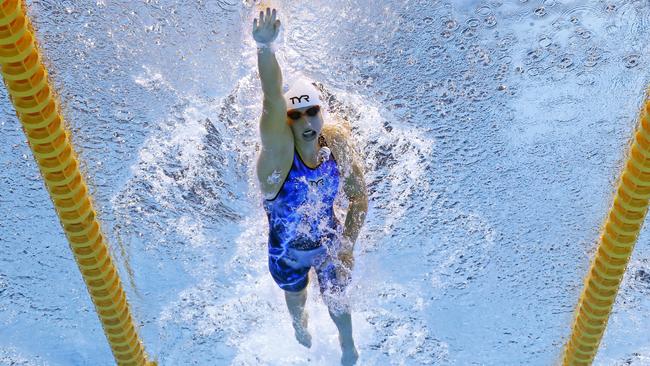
left=284, top=286, right=312, bottom=348
left=328, top=305, right=358, bottom=365
left=319, top=262, right=358, bottom=365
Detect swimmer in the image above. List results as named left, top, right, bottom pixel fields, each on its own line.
left=253, top=8, right=368, bottom=366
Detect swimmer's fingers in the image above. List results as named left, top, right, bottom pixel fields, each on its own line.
left=270, top=8, right=280, bottom=36
left=337, top=250, right=354, bottom=269
left=335, top=265, right=352, bottom=287
left=273, top=19, right=281, bottom=37
left=253, top=18, right=258, bottom=32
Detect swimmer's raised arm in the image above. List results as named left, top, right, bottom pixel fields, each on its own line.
left=253, top=8, right=289, bottom=142
left=253, top=8, right=294, bottom=197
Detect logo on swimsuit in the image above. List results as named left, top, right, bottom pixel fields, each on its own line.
left=289, top=95, right=310, bottom=105
left=308, top=177, right=325, bottom=187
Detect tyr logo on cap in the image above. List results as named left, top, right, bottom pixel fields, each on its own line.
left=289, top=95, right=310, bottom=105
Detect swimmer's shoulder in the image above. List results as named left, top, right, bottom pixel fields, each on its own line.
left=322, top=119, right=366, bottom=198
left=322, top=120, right=352, bottom=145
left=321, top=120, right=355, bottom=165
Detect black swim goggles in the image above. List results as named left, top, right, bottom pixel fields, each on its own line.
left=287, top=105, right=320, bottom=121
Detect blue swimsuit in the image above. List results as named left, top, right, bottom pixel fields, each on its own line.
left=263, top=138, right=344, bottom=292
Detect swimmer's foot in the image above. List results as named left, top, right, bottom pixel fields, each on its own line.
left=292, top=314, right=312, bottom=348
left=340, top=343, right=359, bottom=366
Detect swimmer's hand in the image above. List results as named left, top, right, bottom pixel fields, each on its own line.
left=336, top=237, right=354, bottom=284
left=336, top=239, right=355, bottom=285
left=338, top=249, right=354, bottom=270
left=253, top=7, right=281, bottom=46
left=336, top=249, right=354, bottom=287
left=338, top=238, right=355, bottom=269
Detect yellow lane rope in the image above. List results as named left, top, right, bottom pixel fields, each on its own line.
left=563, top=97, right=650, bottom=365
left=0, top=1, right=156, bottom=364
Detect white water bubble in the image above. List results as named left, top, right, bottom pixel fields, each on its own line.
left=476, top=5, right=492, bottom=17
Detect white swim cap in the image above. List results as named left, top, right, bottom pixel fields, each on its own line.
left=284, top=78, right=322, bottom=110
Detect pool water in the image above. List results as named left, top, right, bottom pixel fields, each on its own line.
left=1, top=1, right=649, bottom=365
